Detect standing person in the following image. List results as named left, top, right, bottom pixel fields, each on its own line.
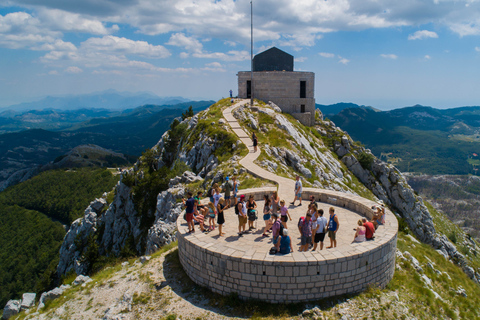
left=252, top=132, right=258, bottom=153
left=223, top=176, right=232, bottom=208
left=237, top=195, right=247, bottom=235
left=326, top=207, right=340, bottom=248
left=232, top=176, right=239, bottom=206
left=353, top=219, right=366, bottom=242
left=217, top=198, right=226, bottom=236
left=247, top=195, right=257, bottom=230
left=271, top=190, right=280, bottom=214
left=229, top=89, right=233, bottom=98
left=262, top=195, right=272, bottom=237
left=299, top=213, right=313, bottom=252
left=209, top=183, right=218, bottom=203
left=182, top=192, right=195, bottom=233
left=279, top=200, right=292, bottom=228
left=279, top=229, right=293, bottom=254
left=207, top=202, right=216, bottom=231
left=271, top=213, right=282, bottom=251
left=213, top=187, right=222, bottom=208
left=290, top=176, right=303, bottom=206
left=309, top=195, right=317, bottom=208
left=312, top=209, right=328, bottom=251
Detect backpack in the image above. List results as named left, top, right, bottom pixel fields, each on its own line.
left=269, top=246, right=278, bottom=255
left=298, top=216, right=305, bottom=228
left=235, top=202, right=240, bottom=215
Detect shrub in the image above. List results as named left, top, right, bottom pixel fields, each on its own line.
left=358, top=152, right=374, bottom=170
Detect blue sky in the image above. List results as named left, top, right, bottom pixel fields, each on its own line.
left=1, top=0, right=480, bottom=110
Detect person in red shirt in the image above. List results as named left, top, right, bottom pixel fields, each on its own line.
left=362, top=217, right=375, bottom=240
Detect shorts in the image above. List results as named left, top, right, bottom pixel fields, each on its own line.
left=186, top=213, right=194, bottom=222
left=273, top=236, right=279, bottom=245
left=328, top=230, right=336, bottom=240
left=281, top=215, right=288, bottom=223
left=209, top=214, right=216, bottom=219
left=376, top=219, right=383, bottom=226
left=296, top=192, right=302, bottom=198
left=225, top=196, right=231, bottom=200
left=301, top=235, right=312, bottom=246
left=263, top=214, right=271, bottom=221
left=314, top=233, right=326, bottom=243
left=238, top=215, right=247, bottom=225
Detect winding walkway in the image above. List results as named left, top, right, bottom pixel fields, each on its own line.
left=222, top=99, right=294, bottom=200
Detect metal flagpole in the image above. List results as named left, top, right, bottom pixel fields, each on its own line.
left=250, top=0, right=253, bottom=106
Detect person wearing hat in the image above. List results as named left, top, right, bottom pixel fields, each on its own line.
left=237, top=194, right=248, bottom=235
left=222, top=176, right=232, bottom=208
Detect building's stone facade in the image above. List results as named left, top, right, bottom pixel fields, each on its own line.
left=238, top=71, right=315, bottom=126
left=177, top=187, right=398, bottom=303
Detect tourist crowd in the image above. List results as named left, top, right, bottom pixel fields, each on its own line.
left=182, top=175, right=386, bottom=254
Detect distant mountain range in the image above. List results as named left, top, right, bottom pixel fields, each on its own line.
left=2, top=90, right=191, bottom=112
left=0, top=100, right=214, bottom=189
left=320, top=103, right=480, bottom=174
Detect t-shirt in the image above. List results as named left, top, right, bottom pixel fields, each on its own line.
left=280, top=206, right=288, bottom=216
left=213, top=193, right=222, bottom=207
left=280, top=236, right=291, bottom=254
left=272, top=220, right=281, bottom=238
left=224, top=181, right=232, bottom=197
left=301, top=219, right=313, bottom=237
left=185, top=197, right=195, bottom=214
left=314, top=216, right=328, bottom=234
left=364, top=221, right=375, bottom=239
left=295, top=180, right=302, bottom=193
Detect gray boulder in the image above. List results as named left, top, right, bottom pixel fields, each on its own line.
left=20, top=293, right=36, bottom=310
left=3, top=300, right=21, bottom=319
left=72, top=275, right=92, bottom=286
left=90, top=198, right=107, bottom=213
left=37, top=285, right=70, bottom=310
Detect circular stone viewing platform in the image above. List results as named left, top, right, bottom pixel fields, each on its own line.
left=177, top=187, right=398, bottom=303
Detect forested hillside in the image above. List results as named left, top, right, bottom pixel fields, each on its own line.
left=328, top=106, right=480, bottom=174
left=0, top=168, right=119, bottom=308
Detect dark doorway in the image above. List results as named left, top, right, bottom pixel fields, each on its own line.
left=247, top=81, right=251, bottom=98
left=301, top=105, right=305, bottom=113
left=300, top=81, right=306, bottom=98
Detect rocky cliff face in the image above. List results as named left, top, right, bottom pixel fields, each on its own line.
left=56, top=99, right=479, bottom=285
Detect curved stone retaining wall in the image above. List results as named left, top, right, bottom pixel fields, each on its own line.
left=177, top=188, right=398, bottom=303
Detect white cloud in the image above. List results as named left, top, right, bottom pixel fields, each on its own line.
left=408, top=30, right=439, bottom=40
left=65, top=66, right=83, bottom=73
left=380, top=54, right=398, bottom=59
left=424, top=55, right=431, bottom=59
left=319, top=52, right=335, bottom=58
left=295, top=57, right=307, bottom=62
left=166, top=33, right=203, bottom=53
left=475, top=47, right=480, bottom=52
left=32, top=39, right=77, bottom=51
left=192, top=50, right=249, bottom=61
left=338, top=58, right=350, bottom=65
left=82, top=36, right=171, bottom=58
left=38, top=8, right=113, bottom=35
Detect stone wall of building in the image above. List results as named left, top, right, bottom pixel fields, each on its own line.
left=237, top=71, right=315, bottom=126
left=177, top=188, right=398, bottom=303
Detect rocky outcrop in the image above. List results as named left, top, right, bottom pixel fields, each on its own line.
left=37, top=285, right=71, bottom=310
left=2, top=300, right=21, bottom=319
left=327, top=120, right=480, bottom=284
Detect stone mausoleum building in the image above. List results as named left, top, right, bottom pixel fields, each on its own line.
left=237, top=47, right=315, bottom=126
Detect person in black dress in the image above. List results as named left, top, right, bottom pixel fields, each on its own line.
left=217, top=198, right=226, bottom=236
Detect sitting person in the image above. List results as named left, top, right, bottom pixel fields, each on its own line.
left=194, top=191, right=207, bottom=216
left=372, top=205, right=385, bottom=229
left=193, top=206, right=206, bottom=232
left=353, top=219, right=366, bottom=242
left=362, top=217, right=375, bottom=240
left=279, top=228, right=293, bottom=254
